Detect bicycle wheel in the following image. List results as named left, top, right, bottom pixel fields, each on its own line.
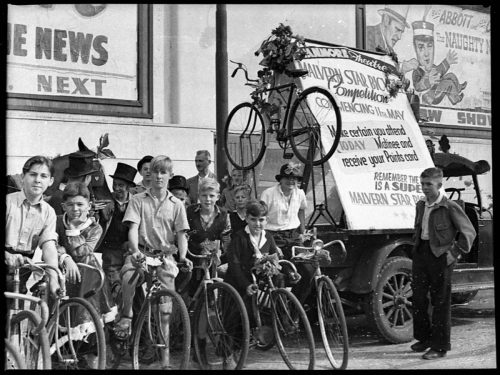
left=193, top=281, right=250, bottom=370
left=288, top=86, right=341, bottom=166
left=9, top=310, right=51, bottom=369
left=131, top=289, right=191, bottom=369
left=271, top=288, right=315, bottom=370
left=224, top=102, right=266, bottom=170
left=47, top=297, right=106, bottom=369
left=317, top=276, right=349, bottom=369
left=5, top=338, right=26, bottom=370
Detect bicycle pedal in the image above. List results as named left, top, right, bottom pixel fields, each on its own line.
left=283, top=152, right=294, bottom=159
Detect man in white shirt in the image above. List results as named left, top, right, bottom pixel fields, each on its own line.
left=260, top=162, right=313, bottom=305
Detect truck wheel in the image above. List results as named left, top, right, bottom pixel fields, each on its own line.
left=365, top=256, right=413, bottom=343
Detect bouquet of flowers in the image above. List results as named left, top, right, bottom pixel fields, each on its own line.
left=252, top=253, right=282, bottom=278
left=255, top=23, right=308, bottom=74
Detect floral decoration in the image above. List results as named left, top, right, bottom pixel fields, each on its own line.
left=284, top=162, right=302, bottom=176
left=376, top=46, right=411, bottom=99
left=252, top=253, right=282, bottom=277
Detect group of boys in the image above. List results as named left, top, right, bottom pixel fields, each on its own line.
left=5, top=146, right=476, bottom=364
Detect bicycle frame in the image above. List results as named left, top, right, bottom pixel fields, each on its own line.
left=256, top=81, right=299, bottom=132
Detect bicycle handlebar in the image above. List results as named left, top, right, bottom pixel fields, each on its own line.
left=4, top=291, right=50, bottom=334
left=291, top=239, right=347, bottom=262
left=76, top=262, right=105, bottom=298
left=31, top=262, right=66, bottom=298
left=229, top=60, right=259, bottom=83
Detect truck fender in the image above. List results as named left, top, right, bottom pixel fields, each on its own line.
left=349, top=239, right=413, bottom=294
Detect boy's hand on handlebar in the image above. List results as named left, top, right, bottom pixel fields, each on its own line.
left=64, top=257, right=81, bottom=284
left=130, top=251, right=146, bottom=268
left=178, top=258, right=193, bottom=272
left=4, top=251, right=25, bottom=270
left=246, top=283, right=259, bottom=296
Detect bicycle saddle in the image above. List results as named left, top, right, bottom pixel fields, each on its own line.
left=285, top=68, right=309, bottom=78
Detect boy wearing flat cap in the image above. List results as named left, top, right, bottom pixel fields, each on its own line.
left=97, top=162, right=138, bottom=308
left=130, top=155, right=153, bottom=194
left=168, top=175, right=191, bottom=207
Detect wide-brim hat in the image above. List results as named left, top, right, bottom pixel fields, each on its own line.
left=275, top=163, right=303, bottom=181
left=378, top=5, right=410, bottom=28
left=168, top=175, right=189, bottom=193
left=109, top=162, right=137, bottom=187
left=64, top=151, right=99, bottom=178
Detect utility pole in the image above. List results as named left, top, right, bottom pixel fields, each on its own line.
left=215, top=4, right=228, bottom=182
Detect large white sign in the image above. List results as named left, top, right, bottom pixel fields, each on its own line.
left=296, top=42, right=434, bottom=230
left=7, top=4, right=138, bottom=100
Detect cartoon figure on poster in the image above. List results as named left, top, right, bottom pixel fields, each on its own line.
left=366, top=5, right=418, bottom=75
left=411, top=19, right=468, bottom=106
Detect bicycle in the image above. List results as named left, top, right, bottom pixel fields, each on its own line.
left=28, top=262, right=107, bottom=369
left=5, top=263, right=51, bottom=370
left=5, top=338, right=26, bottom=370
left=224, top=60, right=342, bottom=169
left=108, top=253, right=191, bottom=370
left=187, top=244, right=250, bottom=370
left=291, top=237, right=349, bottom=369
left=249, top=256, right=316, bottom=370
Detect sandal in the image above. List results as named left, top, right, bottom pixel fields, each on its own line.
left=113, top=316, right=132, bottom=341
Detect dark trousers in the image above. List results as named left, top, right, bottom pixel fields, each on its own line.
left=412, top=240, right=453, bottom=351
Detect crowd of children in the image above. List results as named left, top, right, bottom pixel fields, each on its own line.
left=5, top=149, right=310, bottom=367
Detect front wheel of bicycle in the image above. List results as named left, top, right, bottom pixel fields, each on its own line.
left=288, top=86, right=342, bottom=166
left=47, top=297, right=106, bottom=369
left=5, top=338, right=26, bottom=370
left=193, top=281, right=250, bottom=370
left=132, top=289, right=191, bottom=369
left=271, top=288, right=315, bottom=370
left=9, top=310, right=51, bottom=369
left=224, top=102, right=266, bottom=170
left=317, top=276, right=349, bottom=369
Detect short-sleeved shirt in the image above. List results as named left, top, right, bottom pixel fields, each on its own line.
left=260, top=184, right=307, bottom=231
left=122, top=189, right=189, bottom=250
left=5, top=190, right=58, bottom=255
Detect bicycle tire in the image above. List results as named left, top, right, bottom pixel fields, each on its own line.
left=47, top=297, right=106, bottom=369
left=131, top=289, right=191, bottom=369
left=288, top=86, right=342, bottom=166
left=9, top=309, right=51, bottom=369
left=224, top=102, right=266, bottom=170
left=193, top=281, right=250, bottom=370
left=5, top=338, right=26, bottom=370
left=317, top=276, right=349, bottom=369
left=271, top=288, right=315, bottom=370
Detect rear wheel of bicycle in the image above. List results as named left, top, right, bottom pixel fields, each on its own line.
left=288, top=87, right=341, bottom=166
left=47, top=297, right=106, bottom=369
left=271, top=288, right=315, bottom=370
left=132, top=289, right=191, bottom=369
left=9, top=310, right=51, bottom=369
left=224, top=102, right=266, bottom=170
left=317, top=276, right=349, bottom=369
left=5, top=338, right=26, bottom=370
left=193, top=282, right=250, bottom=370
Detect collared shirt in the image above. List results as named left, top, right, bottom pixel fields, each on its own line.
left=245, top=225, right=267, bottom=259
left=123, top=189, right=189, bottom=250
left=5, top=190, right=58, bottom=254
left=130, top=181, right=148, bottom=195
left=421, top=190, right=444, bottom=240
left=260, top=184, right=307, bottom=231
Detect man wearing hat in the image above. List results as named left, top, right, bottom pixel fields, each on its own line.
left=48, top=150, right=101, bottom=215
left=260, top=162, right=314, bottom=305
left=97, top=162, right=138, bottom=310
left=168, top=175, right=191, bottom=207
left=366, top=5, right=410, bottom=54
left=412, top=20, right=467, bottom=106
left=130, top=155, right=153, bottom=194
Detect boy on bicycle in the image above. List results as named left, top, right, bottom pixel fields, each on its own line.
left=5, top=156, right=61, bottom=297
left=115, top=155, right=192, bottom=340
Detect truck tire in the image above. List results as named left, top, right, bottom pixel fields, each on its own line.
left=364, top=256, right=413, bottom=343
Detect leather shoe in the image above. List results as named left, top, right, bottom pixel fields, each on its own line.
left=410, top=341, right=430, bottom=352
left=422, top=349, right=447, bottom=360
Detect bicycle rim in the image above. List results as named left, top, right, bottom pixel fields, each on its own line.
left=132, top=290, right=191, bottom=369
left=5, top=338, right=26, bottom=369
left=9, top=310, right=51, bottom=369
left=271, top=288, right=315, bottom=370
left=317, top=277, right=349, bottom=369
left=48, top=297, right=106, bottom=369
left=193, top=282, right=250, bottom=370
left=288, top=87, right=341, bottom=166
left=224, top=102, right=266, bottom=170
